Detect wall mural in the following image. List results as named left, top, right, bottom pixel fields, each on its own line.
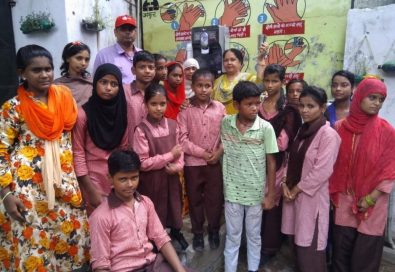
left=142, top=0, right=350, bottom=88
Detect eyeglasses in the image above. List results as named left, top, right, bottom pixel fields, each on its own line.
left=98, top=79, right=119, bottom=88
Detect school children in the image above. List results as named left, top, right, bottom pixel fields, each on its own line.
left=330, top=78, right=395, bottom=272
left=221, top=81, right=278, bottom=272
left=89, top=149, right=189, bottom=272
left=153, top=53, right=168, bottom=84
left=281, top=86, right=341, bottom=272
left=324, top=70, right=355, bottom=127
left=178, top=69, right=225, bottom=252
left=285, top=79, right=307, bottom=108
left=163, top=62, right=185, bottom=120
left=183, top=58, right=200, bottom=100
left=73, top=63, right=129, bottom=214
left=258, top=64, right=302, bottom=260
left=124, top=50, right=156, bottom=144
left=133, top=83, right=189, bottom=250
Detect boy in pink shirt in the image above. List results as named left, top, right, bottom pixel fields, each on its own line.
left=123, top=50, right=156, bottom=145
left=177, top=69, right=226, bottom=251
left=89, top=149, right=189, bottom=272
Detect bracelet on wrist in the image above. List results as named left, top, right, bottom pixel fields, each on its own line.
left=1, top=191, right=13, bottom=202
left=364, top=194, right=376, bottom=207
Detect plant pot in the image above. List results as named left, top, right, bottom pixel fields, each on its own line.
left=20, top=19, right=55, bottom=34
left=82, top=20, right=105, bottom=32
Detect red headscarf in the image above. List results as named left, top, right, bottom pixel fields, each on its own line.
left=329, top=78, right=395, bottom=219
left=163, top=61, right=185, bottom=120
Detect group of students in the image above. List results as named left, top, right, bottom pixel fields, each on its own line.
left=0, top=40, right=394, bottom=272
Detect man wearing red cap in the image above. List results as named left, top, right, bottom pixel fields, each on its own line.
left=93, top=15, right=141, bottom=84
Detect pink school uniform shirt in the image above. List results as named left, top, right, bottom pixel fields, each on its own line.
left=124, top=81, right=147, bottom=146
left=177, top=99, right=226, bottom=166
left=89, top=192, right=170, bottom=272
left=259, top=108, right=289, bottom=205
left=72, top=108, right=129, bottom=196
left=133, top=117, right=184, bottom=171
left=281, top=123, right=341, bottom=250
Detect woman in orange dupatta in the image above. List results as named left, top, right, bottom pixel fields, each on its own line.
left=330, top=78, right=395, bottom=272
left=0, top=45, right=90, bottom=271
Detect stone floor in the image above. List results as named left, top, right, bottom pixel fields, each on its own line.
left=173, top=216, right=395, bottom=272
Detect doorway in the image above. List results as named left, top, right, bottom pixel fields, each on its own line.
left=0, top=1, right=18, bottom=106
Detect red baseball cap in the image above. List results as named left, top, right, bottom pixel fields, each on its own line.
left=115, top=15, right=137, bottom=28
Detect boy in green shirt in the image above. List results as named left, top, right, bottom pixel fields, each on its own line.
left=221, top=81, right=278, bottom=272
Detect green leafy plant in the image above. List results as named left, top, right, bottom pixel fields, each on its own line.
left=20, top=12, right=55, bottom=34
left=82, top=0, right=107, bottom=32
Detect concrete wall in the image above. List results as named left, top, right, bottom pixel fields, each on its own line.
left=11, top=0, right=134, bottom=78
left=12, top=0, right=68, bottom=78
left=354, top=0, right=395, bottom=8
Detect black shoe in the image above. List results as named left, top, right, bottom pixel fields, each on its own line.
left=192, top=234, right=204, bottom=252
left=170, top=229, right=189, bottom=250
left=208, top=231, right=220, bottom=250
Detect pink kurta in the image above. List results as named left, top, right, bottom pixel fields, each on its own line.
left=133, top=118, right=184, bottom=171
left=334, top=180, right=394, bottom=236
left=124, top=81, right=147, bottom=145
left=260, top=109, right=290, bottom=205
left=177, top=99, right=225, bottom=166
left=281, top=123, right=341, bottom=250
left=72, top=108, right=129, bottom=195
left=89, top=193, right=171, bottom=272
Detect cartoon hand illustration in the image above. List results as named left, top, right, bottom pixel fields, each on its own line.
left=266, top=0, right=302, bottom=23
left=267, top=43, right=305, bottom=67
left=160, top=10, right=176, bottom=21
left=219, top=0, right=249, bottom=27
left=179, top=3, right=204, bottom=31
left=175, top=49, right=187, bottom=63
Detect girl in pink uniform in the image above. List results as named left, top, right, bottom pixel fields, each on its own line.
left=72, top=63, right=129, bottom=214
left=330, top=78, right=395, bottom=272
left=133, top=83, right=188, bottom=250
left=281, top=86, right=341, bottom=272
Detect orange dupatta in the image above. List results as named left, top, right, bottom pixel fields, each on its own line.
left=17, top=84, right=77, bottom=209
left=17, top=84, right=77, bottom=140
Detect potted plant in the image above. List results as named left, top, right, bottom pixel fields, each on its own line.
left=19, top=12, right=55, bottom=34
left=82, top=0, right=106, bottom=32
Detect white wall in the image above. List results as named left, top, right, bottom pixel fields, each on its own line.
left=344, top=4, right=395, bottom=126
left=12, top=0, right=68, bottom=78
left=12, top=0, right=133, bottom=78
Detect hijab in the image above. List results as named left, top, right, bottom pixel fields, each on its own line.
left=82, top=63, right=127, bottom=150
left=329, top=78, right=395, bottom=219
left=183, top=58, right=200, bottom=99
left=164, top=61, right=185, bottom=120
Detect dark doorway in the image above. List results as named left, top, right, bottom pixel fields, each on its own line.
left=0, top=1, right=18, bottom=106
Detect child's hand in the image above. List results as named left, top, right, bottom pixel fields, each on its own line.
left=171, top=144, right=183, bottom=160
left=282, top=182, right=293, bottom=202
left=165, top=163, right=179, bottom=175
left=290, top=185, right=302, bottom=199
left=203, top=151, right=213, bottom=161
left=180, top=99, right=190, bottom=110
left=262, top=194, right=275, bottom=210
left=206, top=148, right=223, bottom=165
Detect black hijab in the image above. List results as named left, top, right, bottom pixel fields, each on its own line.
left=82, top=63, right=127, bottom=150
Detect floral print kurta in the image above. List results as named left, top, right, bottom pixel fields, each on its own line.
left=0, top=96, right=90, bottom=271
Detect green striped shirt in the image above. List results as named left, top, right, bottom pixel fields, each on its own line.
left=221, top=115, right=278, bottom=206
